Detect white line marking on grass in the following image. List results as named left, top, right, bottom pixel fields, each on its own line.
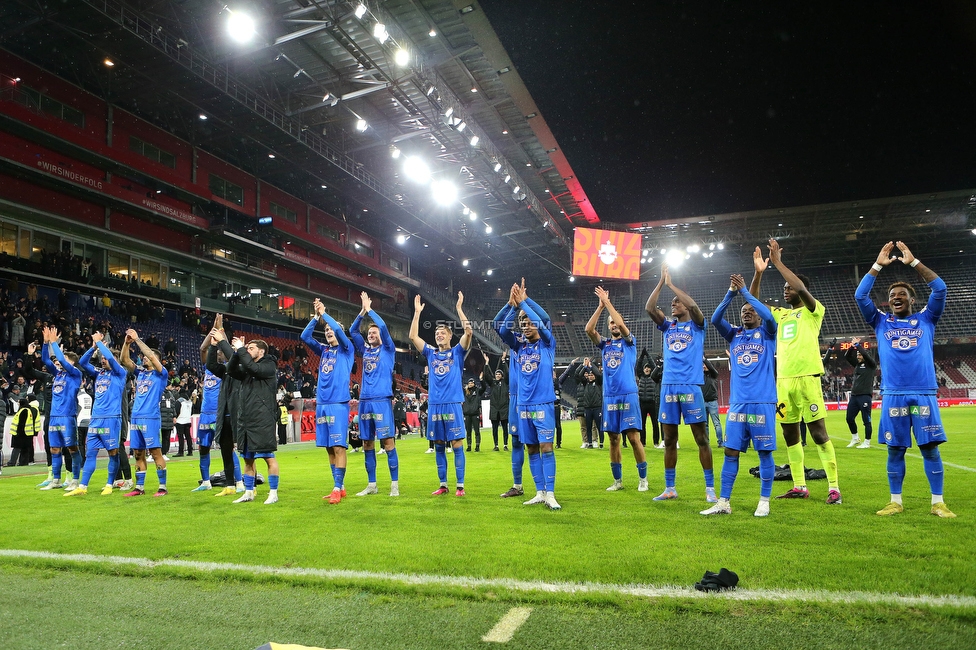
left=831, top=437, right=976, bottom=472
left=1, top=549, right=975, bottom=610
left=482, top=607, right=532, bottom=643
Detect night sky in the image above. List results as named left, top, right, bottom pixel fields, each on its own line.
left=478, top=1, right=976, bottom=224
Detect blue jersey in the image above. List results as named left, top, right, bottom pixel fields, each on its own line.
left=350, top=310, right=395, bottom=400
left=855, top=273, right=945, bottom=395
left=133, top=367, right=168, bottom=419
left=658, top=318, right=706, bottom=384
left=79, top=342, right=128, bottom=418
left=423, top=343, right=466, bottom=405
left=302, top=315, right=355, bottom=404
left=493, top=304, right=521, bottom=397
left=597, top=335, right=638, bottom=397
left=711, top=289, right=777, bottom=404
left=510, top=300, right=556, bottom=406
left=44, top=343, right=82, bottom=418
left=201, top=369, right=221, bottom=414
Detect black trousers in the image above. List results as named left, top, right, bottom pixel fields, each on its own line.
left=491, top=419, right=508, bottom=447
left=161, top=428, right=173, bottom=455
left=640, top=399, right=660, bottom=446
left=583, top=407, right=603, bottom=445
left=464, top=415, right=481, bottom=450
left=176, top=423, right=194, bottom=454
left=219, top=418, right=236, bottom=482
left=846, top=394, right=873, bottom=439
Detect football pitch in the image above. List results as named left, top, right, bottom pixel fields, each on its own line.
left=1, top=408, right=974, bottom=649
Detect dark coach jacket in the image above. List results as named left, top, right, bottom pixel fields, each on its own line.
left=208, top=341, right=240, bottom=441
left=225, top=344, right=278, bottom=454
left=482, top=369, right=509, bottom=420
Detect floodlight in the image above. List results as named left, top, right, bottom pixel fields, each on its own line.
left=493, top=162, right=502, bottom=172
left=469, top=135, right=479, bottom=146
left=396, top=234, right=407, bottom=245
left=227, top=11, right=256, bottom=43
left=503, top=174, right=511, bottom=183
left=665, top=249, right=685, bottom=267
left=431, top=180, right=458, bottom=205
left=485, top=225, right=492, bottom=234
left=373, top=23, right=389, bottom=43
left=354, top=4, right=367, bottom=19
left=402, top=156, right=431, bottom=183
left=462, top=259, right=469, bottom=267
left=394, top=49, right=410, bottom=66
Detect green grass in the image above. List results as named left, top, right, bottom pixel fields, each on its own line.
left=2, top=408, right=975, bottom=648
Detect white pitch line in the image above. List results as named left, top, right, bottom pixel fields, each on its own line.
left=1, top=549, right=975, bottom=610
left=830, top=437, right=976, bottom=472
left=482, top=607, right=532, bottom=643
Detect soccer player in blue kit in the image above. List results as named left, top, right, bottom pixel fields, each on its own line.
left=119, top=329, right=169, bottom=497
left=645, top=263, right=716, bottom=502
left=39, top=326, right=82, bottom=491
left=855, top=241, right=955, bottom=518
left=500, top=281, right=560, bottom=510
left=66, top=330, right=127, bottom=497
left=302, top=298, right=355, bottom=505
left=704, top=274, right=778, bottom=517
left=191, top=326, right=237, bottom=493
left=350, top=291, right=400, bottom=497
left=585, top=287, right=648, bottom=492
left=410, top=292, right=472, bottom=496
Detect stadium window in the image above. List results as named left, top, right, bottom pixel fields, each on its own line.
left=270, top=201, right=297, bottom=223
left=107, top=251, right=130, bottom=279
left=18, top=86, right=85, bottom=128
left=389, top=258, right=403, bottom=272
left=129, top=136, right=176, bottom=169
left=0, top=224, right=17, bottom=256
left=355, top=242, right=374, bottom=259
left=316, top=224, right=340, bottom=242
left=209, top=174, right=244, bottom=206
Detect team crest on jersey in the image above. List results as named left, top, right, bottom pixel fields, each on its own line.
left=892, top=337, right=918, bottom=350
left=810, top=404, right=818, bottom=413
left=884, top=430, right=893, bottom=441
left=511, top=424, right=518, bottom=433
left=432, top=355, right=453, bottom=376
left=910, top=319, right=918, bottom=326
left=205, top=375, right=218, bottom=389
left=320, top=352, right=335, bottom=374
left=659, top=412, right=667, bottom=421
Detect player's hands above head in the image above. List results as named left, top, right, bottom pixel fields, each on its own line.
left=360, top=292, right=372, bottom=313
left=595, top=286, right=610, bottom=305
left=126, top=328, right=139, bottom=342
left=850, top=336, right=861, bottom=346
left=27, top=341, right=37, bottom=356
left=414, top=294, right=425, bottom=312
left=895, top=241, right=916, bottom=265
left=456, top=291, right=464, bottom=309
left=767, top=239, right=782, bottom=264
left=313, top=299, right=325, bottom=317
left=730, top=274, right=746, bottom=291
left=231, top=337, right=245, bottom=350
left=483, top=351, right=489, bottom=362
left=662, top=263, right=672, bottom=287
left=753, top=246, right=769, bottom=273
left=91, top=331, right=103, bottom=344
left=210, top=328, right=224, bottom=343
left=875, top=241, right=896, bottom=266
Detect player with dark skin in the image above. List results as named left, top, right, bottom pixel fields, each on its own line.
left=644, top=264, right=713, bottom=476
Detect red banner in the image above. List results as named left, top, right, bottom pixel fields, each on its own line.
left=572, top=228, right=641, bottom=280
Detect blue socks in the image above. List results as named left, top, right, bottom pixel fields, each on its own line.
left=664, top=467, right=676, bottom=489
left=528, top=452, right=544, bottom=491
left=920, top=446, right=944, bottom=495
left=52, top=453, right=63, bottom=481
left=387, top=448, right=399, bottom=481
left=244, top=474, right=256, bottom=491
left=758, top=451, right=774, bottom=498
left=106, top=454, right=120, bottom=487
left=636, top=461, right=647, bottom=480
left=541, top=451, right=556, bottom=492
left=611, top=462, right=622, bottom=481
left=334, top=466, right=345, bottom=490
left=200, top=454, right=211, bottom=481
left=136, top=471, right=146, bottom=488
left=81, top=453, right=97, bottom=487
left=512, top=439, right=524, bottom=485
left=365, top=449, right=377, bottom=483
left=703, top=468, right=715, bottom=489
left=268, top=475, right=279, bottom=490
left=70, top=450, right=82, bottom=480
left=454, top=446, right=466, bottom=485
left=435, top=445, right=448, bottom=483
left=157, top=468, right=167, bottom=488
left=232, top=453, right=242, bottom=483
left=887, top=446, right=907, bottom=495
left=720, top=455, right=739, bottom=500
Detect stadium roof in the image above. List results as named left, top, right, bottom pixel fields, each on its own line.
left=0, top=0, right=600, bottom=282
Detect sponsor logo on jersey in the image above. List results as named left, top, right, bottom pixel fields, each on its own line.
left=664, top=393, right=696, bottom=403
left=607, top=402, right=631, bottom=411
left=360, top=412, right=384, bottom=421
left=520, top=410, right=546, bottom=419
left=431, top=413, right=456, bottom=422
left=316, top=415, right=336, bottom=424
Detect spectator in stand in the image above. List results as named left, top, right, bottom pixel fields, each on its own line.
left=163, top=337, right=178, bottom=358
left=10, top=312, right=25, bottom=350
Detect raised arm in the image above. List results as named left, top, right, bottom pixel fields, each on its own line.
left=48, top=341, right=81, bottom=378
left=128, top=329, right=162, bottom=373
left=645, top=267, right=667, bottom=325
left=584, top=296, right=604, bottom=345
left=119, top=332, right=137, bottom=374
left=896, top=241, right=945, bottom=319
left=24, top=342, right=53, bottom=384
left=710, top=284, right=737, bottom=343
left=78, top=345, right=98, bottom=376
left=94, top=337, right=125, bottom=377
left=703, top=357, right=718, bottom=379
left=300, top=317, right=325, bottom=356
left=665, top=267, right=705, bottom=327
left=598, top=287, right=631, bottom=339
left=493, top=303, right=518, bottom=349
left=767, top=239, right=816, bottom=312
left=236, top=347, right=276, bottom=379
left=749, top=246, right=768, bottom=297
left=516, top=284, right=551, bottom=345
left=322, top=312, right=351, bottom=352
left=369, top=310, right=395, bottom=351
left=455, top=291, right=473, bottom=351
left=408, top=294, right=426, bottom=354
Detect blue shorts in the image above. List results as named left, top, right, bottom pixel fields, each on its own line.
left=86, top=417, right=122, bottom=452
left=427, top=403, right=465, bottom=443
left=316, top=402, right=350, bottom=448
left=129, top=418, right=162, bottom=450
left=659, top=384, right=706, bottom=425
left=517, top=403, right=555, bottom=445
left=197, top=413, right=217, bottom=448
left=47, top=416, right=78, bottom=448
left=879, top=395, right=946, bottom=448
left=602, top=393, right=641, bottom=434
left=724, top=403, right=778, bottom=452
left=358, top=399, right=394, bottom=441
left=241, top=451, right=276, bottom=460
